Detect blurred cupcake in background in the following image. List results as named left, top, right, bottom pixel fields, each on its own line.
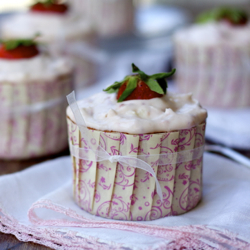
left=71, top=0, right=135, bottom=37
left=0, top=0, right=97, bottom=91
left=0, top=36, right=73, bottom=159
left=173, top=7, right=250, bottom=108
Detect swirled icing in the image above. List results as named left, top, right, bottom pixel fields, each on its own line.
left=66, top=91, right=207, bottom=134
left=174, top=22, right=250, bottom=47
left=0, top=54, right=73, bottom=82
left=0, top=12, right=93, bottom=42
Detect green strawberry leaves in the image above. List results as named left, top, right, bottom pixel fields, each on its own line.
left=103, top=63, right=176, bottom=102
left=117, top=77, right=137, bottom=102
left=150, top=70, right=176, bottom=80
left=132, top=63, right=148, bottom=81
left=2, top=39, right=34, bottom=50
left=146, top=78, right=164, bottom=95
left=148, top=68, right=175, bottom=95
left=33, top=0, right=54, bottom=5
left=103, top=81, right=124, bottom=94
left=0, top=34, right=40, bottom=51
left=197, top=7, right=248, bottom=25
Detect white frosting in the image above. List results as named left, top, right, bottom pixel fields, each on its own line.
left=0, top=54, right=73, bottom=82
left=0, top=12, right=94, bottom=43
left=174, top=22, right=250, bottom=47
left=67, top=92, right=207, bottom=134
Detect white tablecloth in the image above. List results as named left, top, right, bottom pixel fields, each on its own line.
left=0, top=153, right=250, bottom=249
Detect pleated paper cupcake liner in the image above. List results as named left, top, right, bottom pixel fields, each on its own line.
left=174, top=42, right=250, bottom=108
left=0, top=74, right=73, bottom=159
left=67, top=117, right=206, bottom=221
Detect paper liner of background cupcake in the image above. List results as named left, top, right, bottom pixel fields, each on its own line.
left=174, top=43, right=250, bottom=108
left=67, top=91, right=206, bottom=221
left=0, top=75, right=73, bottom=159
left=173, top=7, right=250, bottom=108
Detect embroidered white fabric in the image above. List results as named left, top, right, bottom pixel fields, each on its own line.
left=0, top=153, right=250, bottom=249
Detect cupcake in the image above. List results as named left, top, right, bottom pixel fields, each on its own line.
left=0, top=37, right=73, bottom=159
left=173, top=7, right=250, bottom=108
left=66, top=64, right=207, bottom=221
left=0, top=0, right=96, bottom=91
left=72, top=0, right=135, bottom=37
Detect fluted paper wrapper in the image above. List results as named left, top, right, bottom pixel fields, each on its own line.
left=174, top=40, right=250, bottom=108
left=67, top=118, right=206, bottom=221
left=0, top=74, right=73, bottom=159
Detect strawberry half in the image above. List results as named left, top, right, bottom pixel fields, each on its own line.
left=0, top=38, right=39, bottom=60
left=30, top=0, right=68, bottom=14
left=104, top=64, right=176, bottom=102
left=197, top=7, right=248, bottom=26
left=222, top=15, right=248, bottom=26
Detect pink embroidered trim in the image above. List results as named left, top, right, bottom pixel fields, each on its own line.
left=0, top=209, right=120, bottom=250
left=1, top=199, right=250, bottom=250
left=23, top=199, right=250, bottom=249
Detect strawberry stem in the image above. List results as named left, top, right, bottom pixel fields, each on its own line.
left=132, top=63, right=148, bottom=81
left=33, top=0, right=55, bottom=5
left=0, top=34, right=39, bottom=51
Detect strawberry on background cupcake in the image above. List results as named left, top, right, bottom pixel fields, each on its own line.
left=0, top=38, right=39, bottom=60
left=0, top=36, right=74, bottom=159
left=173, top=7, right=250, bottom=108
left=30, top=0, right=69, bottom=14
left=67, top=64, right=207, bottom=221
left=0, top=0, right=96, bottom=91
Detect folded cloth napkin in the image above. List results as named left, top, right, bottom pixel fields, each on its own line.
left=0, top=153, right=250, bottom=250
left=206, top=108, right=250, bottom=150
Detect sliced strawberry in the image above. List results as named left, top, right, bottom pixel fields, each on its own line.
left=222, top=16, right=248, bottom=26
left=104, top=63, right=176, bottom=102
left=0, top=44, right=39, bottom=60
left=30, top=2, right=68, bottom=14
left=117, top=79, right=163, bottom=101
left=0, top=38, right=39, bottom=60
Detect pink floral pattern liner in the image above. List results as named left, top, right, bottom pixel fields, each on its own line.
left=0, top=74, right=73, bottom=159
left=174, top=42, right=250, bottom=108
left=67, top=118, right=206, bottom=221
